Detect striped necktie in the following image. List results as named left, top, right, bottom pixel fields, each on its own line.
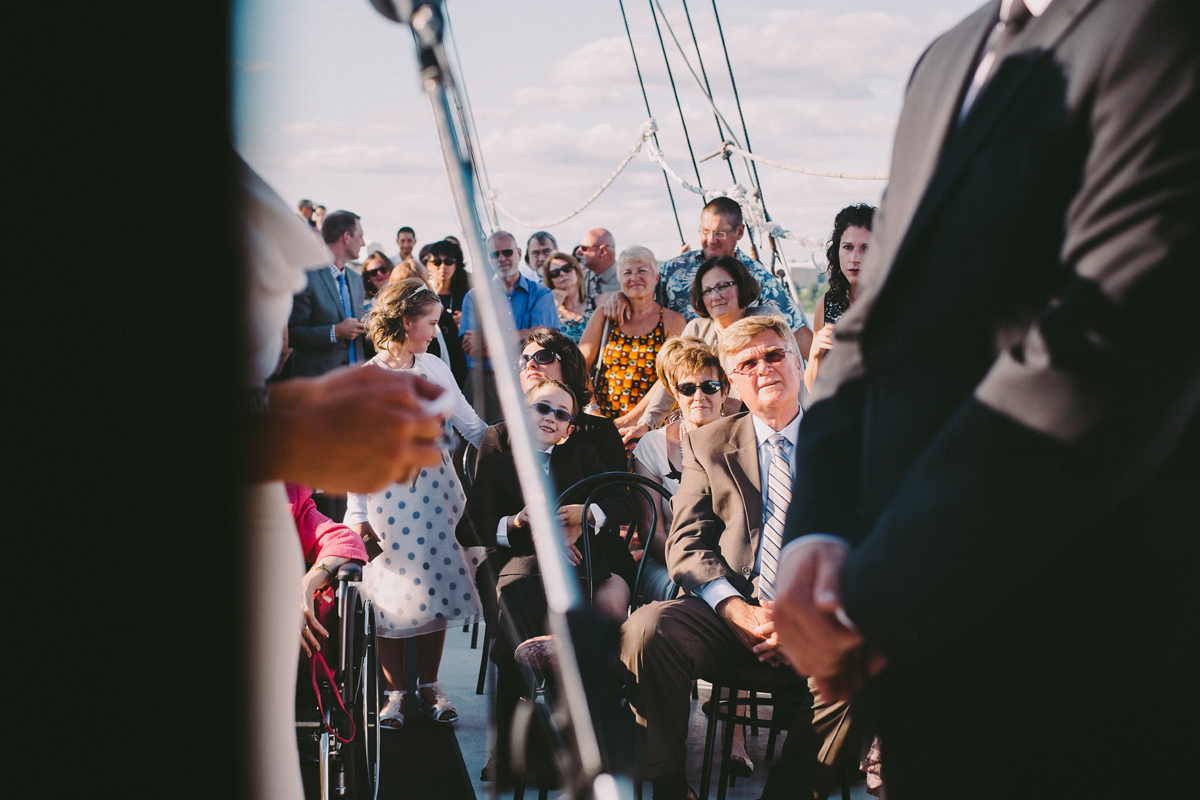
left=758, top=433, right=792, bottom=600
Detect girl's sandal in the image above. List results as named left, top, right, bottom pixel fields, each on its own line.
left=419, top=680, right=459, bottom=723
left=380, top=689, right=406, bottom=729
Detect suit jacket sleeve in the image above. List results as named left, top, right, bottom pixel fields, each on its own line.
left=832, top=3, right=1200, bottom=666
left=456, top=453, right=534, bottom=554
left=665, top=428, right=738, bottom=595
left=287, top=280, right=336, bottom=351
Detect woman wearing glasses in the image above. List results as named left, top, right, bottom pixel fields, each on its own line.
left=344, top=278, right=488, bottom=730
left=425, top=239, right=471, bottom=327
left=621, top=255, right=785, bottom=441
left=579, top=246, right=686, bottom=422
left=362, top=251, right=395, bottom=316
left=541, top=250, right=591, bottom=343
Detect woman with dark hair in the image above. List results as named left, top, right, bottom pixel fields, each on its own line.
left=619, top=255, right=780, bottom=441
left=477, top=326, right=627, bottom=472
left=345, top=278, right=488, bottom=729
left=362, top=251, right=395, bottom=314
left=805, top=203, right=875, bottom=392
left=543, top=250, right=591, bottom=342
left=426, top=239, right=471, bottom=327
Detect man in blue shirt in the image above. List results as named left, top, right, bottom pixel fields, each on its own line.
left=461, top=230, right=560, bottom=422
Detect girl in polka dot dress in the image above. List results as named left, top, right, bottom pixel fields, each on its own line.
left=345, top=279, right=487, bottom=728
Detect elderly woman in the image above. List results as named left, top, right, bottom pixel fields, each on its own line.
left=806, top=203, right=874, bottom=392
left=345, top=279, right=488, bottom=729
left=620, top=254, right=793, bottom=440
left=543, top=250, right=591, bottom=342
left=579, top=246, right=685, bottom=422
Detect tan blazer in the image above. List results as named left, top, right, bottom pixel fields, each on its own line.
left=665, top=412, right=766, bottom=599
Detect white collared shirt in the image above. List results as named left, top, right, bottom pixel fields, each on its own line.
left=958, top=0, right=1055, bottom=123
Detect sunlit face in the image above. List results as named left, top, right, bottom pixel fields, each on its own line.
left=673, top=366, right=727, bottom=428
left=519, top=341, right=565, bottom=391
left=402, top=304, right=442, bottom=354
left=699, top=209, right=743, bottom=260
left=838, top=225, right=871, bottom=287
left=313, top=207, right=326, bottom=228
left=547, top=258, right=579, bottom=293
left=727, top=331, right=801, bottom=418
left=345, top=221, right=365, bottom=260
left=526, top=385, right=575, bottom=447
left=527, top=238, right=556, bottom=273
left=700, top=266, right=739, bottom=319
left=618, top=259, right=657, bottom=299
left=488, top=234, right=521, bottom=282
left=397, top=232, right=416, bottom=259
left=365, top=258, right=392, bottom=290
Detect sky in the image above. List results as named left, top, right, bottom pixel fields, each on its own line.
left=233, top=0, right=984, bottom=271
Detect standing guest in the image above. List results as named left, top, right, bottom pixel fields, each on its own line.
left=391, top=251, right=467, bottom=389
left=624, top=255, right=786, bottom=441
left=621, top=315, right=849, bottom=800
left=297, top=198, right=316, bottom=229
left=543, top=251, right=591, bottom=343
left=345, top=279, right=488, bottom=729
left=572, top=244, right=585, bottom=264
left=287, top=209, right=367, bottom=376
left=805, top=204, right=873, bottom=392
left=361, top=251, right=395, bottom=315
left=392, top=225, right=417, bottom=265
left=426, top=238, right=471, bottom=326
left=772, top=3, right=1199, bottom=799
left=312, top=205, right=326, bottom=231
left=460, top=230, right=560, bottom=422
left=579, top=246, right=685, bottom=422
left=601, top=198, right=812, bottom=357
left=578, top=228, right=620, bottom=305
left=522, top=230, right=556, bottom=284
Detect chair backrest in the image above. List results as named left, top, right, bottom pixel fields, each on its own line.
left=556, top=471, right=677, bottom=612
left=460, top=441, right=479, bottom=494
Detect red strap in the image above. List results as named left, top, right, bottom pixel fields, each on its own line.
left=310, top=650, right=357, bottom=743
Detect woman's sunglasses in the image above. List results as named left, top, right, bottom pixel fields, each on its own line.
left=429, top=258, right=457, bottom=266
left=516, top=348, right=561, bottom=370
left=365, top=266, right=392, bottom=278
left=547, top=265, right=573, bottom=279
left=529, top=402, right=574, bottom=423
left=676, top=380, right=723, bottom=397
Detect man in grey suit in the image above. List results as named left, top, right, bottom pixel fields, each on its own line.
left=621, top=315, right=849, bottom=800
left=772, top=1, right=1199, bottom=798
left=287, top=210, right=367, bottom=376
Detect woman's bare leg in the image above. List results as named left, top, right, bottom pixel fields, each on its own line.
left=377, top=636, right=407, bottom=692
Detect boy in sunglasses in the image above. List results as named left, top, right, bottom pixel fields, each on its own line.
left=458, top=378, right=634, bottom=783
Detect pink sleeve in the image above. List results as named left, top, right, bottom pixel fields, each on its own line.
left=287, top=483, right=368, bottom=565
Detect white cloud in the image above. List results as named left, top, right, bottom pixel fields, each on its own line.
left=284, top=143, right=434, bottom=173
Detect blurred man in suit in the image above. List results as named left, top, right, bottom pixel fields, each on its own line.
left=772, top=1, right=1199, bottom=798
left=287, top=210, right=367, bottom=377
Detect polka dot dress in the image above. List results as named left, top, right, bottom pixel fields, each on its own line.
left=357, top=354, right=485, bottom=638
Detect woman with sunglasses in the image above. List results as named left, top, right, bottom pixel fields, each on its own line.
left=362, top=251, right=395, bottom=316
left=542, top=250, right=591, bottom=343
left=344, top=278, right=488, bottom=730
left=628, top=338, right=756, bottom=776
left=426, top=239, right=471, bottom=329
left=478, top=327, right=628, bottom=473
left=619, top=255, right=779, bottom=442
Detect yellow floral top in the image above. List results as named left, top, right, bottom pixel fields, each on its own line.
left=596, top=310, right=666, bottom=418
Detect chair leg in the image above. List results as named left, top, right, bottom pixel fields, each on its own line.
left=840, top=759, right=852, bottom=800
left=699, top=683, right=722, bottom=800
left=512, top=773, right=525, bottom=800
left=692, top=680, right=699, bottom=699
left=463, top=621, right=470, bottom=633
left=471, top=620, right=480, bottom=649
left=538, top=787, right=549, bottom=800
left=765, top=727, right=778, bottom=762
left=632, top=779, right=643, bottom=800
left=749, top=690, right=759, bottom=736
left=476, top=629, right=491, bottom=695
left=716, top=705, right=736, bottom=800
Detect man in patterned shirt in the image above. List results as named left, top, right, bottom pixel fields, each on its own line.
left=599, top=197, right=813, bottom=358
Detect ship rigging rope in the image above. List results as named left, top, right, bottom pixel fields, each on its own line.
left=648, top=0, right=703, bottom=188
left=712, top=141, right=890, bottom=180
left=488, top=118, right=834, bottom=250
left=680, top=0, right=737, bottom=185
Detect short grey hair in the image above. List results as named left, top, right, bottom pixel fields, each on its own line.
left=717, top=314, right=798, bottom=372
left=615, top=245, right=658, bottom=274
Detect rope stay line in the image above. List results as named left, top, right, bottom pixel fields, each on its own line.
left=701, top=141, right=890, bottom=181
left=680, top=0, right=737, bottom=185
left=443, top=0, right=498, bottom=229
left=709, top=0, right=769, bottom=217
left=618, top=0, right=685, bottom=242
left=647, top=0, right=704, bottom=189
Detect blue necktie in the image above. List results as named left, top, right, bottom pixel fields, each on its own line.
left=337, top=271, right=357, bottom=365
